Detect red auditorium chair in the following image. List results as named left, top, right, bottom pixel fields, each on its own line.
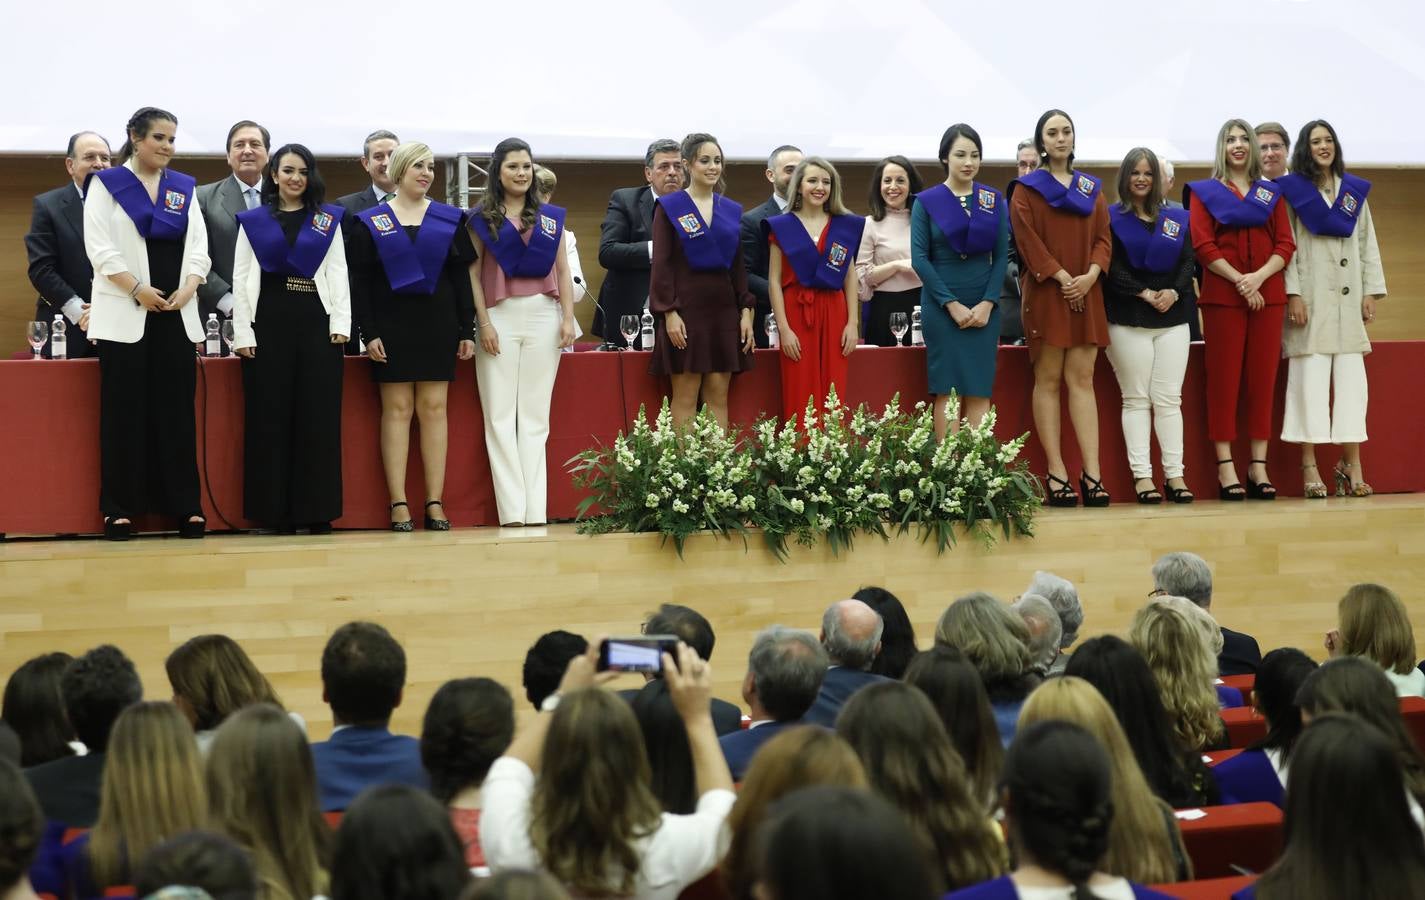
left=1175, top=802, right=1283, bottom=878
left=1149, top=874, right=1257, bottom=900
left=1220, top=707, right=1267, bottom=748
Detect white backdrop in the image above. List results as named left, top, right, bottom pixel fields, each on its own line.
left=5, top=0, right=1422, bottom=163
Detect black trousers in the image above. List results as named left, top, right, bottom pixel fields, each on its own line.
left=242, top=292, right=343, bottom=525
left=863, top=288, right=921, bottom=347
left=98, top=312, right=200, bottom=518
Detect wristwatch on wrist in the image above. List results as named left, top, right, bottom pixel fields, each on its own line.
left=540, top=692, right=561, bottom=713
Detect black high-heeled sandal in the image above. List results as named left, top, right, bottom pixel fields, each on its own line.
left=1165, top=481, right=1195, bottom=504
left=1134, top=478, right=1163, bottom=505
left=1080, top=473, right=1111, bottom=508
left=424, top=500, right=451, bottom=531
left=103, top=517, right=132, bottom=542
left=389, top=501, right=413, bottom=533
left=179, top=515, right=206, bottom=539
left=1246, top=458, right=1276, bottom=500
left=1045, top=473, right=1078, bottom=508
left=1217, top=459, right=1246, bottom=501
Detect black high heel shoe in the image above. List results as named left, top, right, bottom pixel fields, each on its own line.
left=179, top=515, right=206, bottom=539
left=424, top=500, right=451, bottom=531
left=1045, top=473, right=1078, bottom=508
left=1134, top=478, right=1163, bottom=505
left=1246, top=458, right=1277, bottom=500
left=389, top=501, right=413, bottom=533
left=1217, top=459, right=1246, bottom=501
left=103, top=517, right=132, bottom=542
left=1165, top=480, right=1195, bottom=504
left=1079, top=473, right=1111, bottom=508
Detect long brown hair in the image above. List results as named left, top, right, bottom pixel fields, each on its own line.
left=89, top=702, right=207, bottom=888
left=903, top=646, right=1003, bottom=811
left=166, top=634, right=283, bottom=732
left=207, top=704, right=331, bottom=900
left=529, top=689, right=662, bottom=896
left=477, top=137, right=540, bottom=244
left=1338, top=583, right=1418, bottom=674
left=1115, top=147, right=1165, bottom=219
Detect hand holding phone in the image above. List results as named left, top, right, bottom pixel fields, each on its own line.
left=598, top=635, right=681, bottom=674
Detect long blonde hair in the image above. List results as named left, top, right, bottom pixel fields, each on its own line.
left=1339, top=583, right=1419, bottom=675
left=89, top=702, right=207, bottom=888
left=1210, top=118, right=1262, bottom=182
left=1130, top=597, right=1225, bottom=751
left=787, top=156, right=850, bottom=215
left=207, top=704, right=330, bottom=900
left=1019, top=678, right=1188, bottom=883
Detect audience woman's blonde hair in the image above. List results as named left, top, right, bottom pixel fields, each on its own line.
left=935, top=592, right=1034, bottom=699
left=1130, top=596, right=1225, bottom=751
left=1019, top=678, right=1190, bottom=884
left=1337, top=583, right=1419, bottom=676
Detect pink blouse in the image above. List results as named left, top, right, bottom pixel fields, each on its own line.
left=854, top=207, right=922, bottom=300
left=471, top=214, right=560, bottom=307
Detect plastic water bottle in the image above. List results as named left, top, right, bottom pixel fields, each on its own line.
left=766, top=314, right=780, bottom=350
left=910, top=307, right=924, bottom=347
left=50, top=315, right=66, bottom=360
left=640, top=306, right=655, bottom=353
left=205, top=313, right=221, bottom=357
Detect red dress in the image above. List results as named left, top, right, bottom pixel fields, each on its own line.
left=771, top=225, right=849, bottom=422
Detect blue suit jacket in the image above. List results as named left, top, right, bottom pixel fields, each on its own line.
left=802, top=667, right=890, bottom=728
left=719, top=720, right=801, bottom=781
left=311, top=725, right=427, bottom=811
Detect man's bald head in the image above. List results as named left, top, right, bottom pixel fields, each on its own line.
left=820, top=599, right=884, bottom=670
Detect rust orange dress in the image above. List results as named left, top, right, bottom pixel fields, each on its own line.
left=1010, top=183, right=1113, bottom=358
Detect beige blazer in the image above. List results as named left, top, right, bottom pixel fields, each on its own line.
left=230, top=215, right=352, bottom=351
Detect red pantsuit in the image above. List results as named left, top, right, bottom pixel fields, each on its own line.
left=770, top=231, right=848, bottom=422
left=1190, top=185, right=1296, bottom=441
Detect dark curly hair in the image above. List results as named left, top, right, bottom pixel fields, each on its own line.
left=522, top=631, right=587, bottom=710
left=0, top=760, right=42, bottom=892
left=420, top=678, right=514, bottom=803
left=62, top=645, right=142, bottom=752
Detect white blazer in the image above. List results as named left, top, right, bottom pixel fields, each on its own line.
left=84, top=161, right=212, bottom=344
left=230, top=215, right=352, bottom=351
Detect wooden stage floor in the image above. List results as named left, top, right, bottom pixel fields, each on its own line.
left=3, top=495, right=1423, bottom=739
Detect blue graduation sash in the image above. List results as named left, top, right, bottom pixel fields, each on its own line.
left=358, top=201, right=464, bottom=294
left=1275, top=172, right=1371, bottom=238
left=1016, top=168, right=1101, bottom=217
left=473, top=203, right=565, bottom=278
left=1187, top=178, right=1280, bottom=227
left=236, top=203, right=344, bottom=279
left=763, top=213, right=866, bottom=291
left=656, top=190, right=743, bottom=271
left=918, top=183, right=1004, bottom=255
left=1109, top=206, right=1190, bottom=274
left=93, top=166, right=195, bottom=241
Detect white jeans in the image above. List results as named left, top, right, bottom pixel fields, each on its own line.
left=1104, top=323, right=1190, bottom=480
left=475, top=294, right=562, bottom=524
left=1282, top=352, right=1368, bottom=444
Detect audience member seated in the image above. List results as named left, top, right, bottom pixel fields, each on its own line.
left=165, top=634, right=302, bottom=754
left=1239, top=714, right=1425, bottom=900
left=751, top=786, right=936, bottom=900
left=311, top=622, right=427, bottom=811
left=1325, top=583, right=1425, bottom=697
left=460, top=869, right=572, bottom=900
left=521, top=631, right=588, bottom=712
left=946, top=721, right=1176, bottom=900
left=421, top=677, right=515, bottom=869
left=206, top=704, right=330, bottom=899
left=1065, top=635, right=1218, bottom=808
left=1152, top=551, right=1262, bottom=676
left=837, top=683, right=1008, bottom=892
left=481, top=644, right=735, bottom=899
left=329, top=784, right=470, bottom=900
left=0, top=725, right=17, bottom=768
left=64, top=702, right=206, bottom=899
left=0, top=760, right=42, bottom=900
left=935, top=592, right=1037, bottom=746
left=721, top=727, right=866, bottom=900
left=1131, top=597, right=1229, bottom=751
left=2, top=652, right=76, bottom=768
left=719, top=626, right=828, bottom=780
left=903, top=646, right=1003, bottom=812
left=1018, top=678, right=1190, bottom=883
left=799, top=601, right=888, bottom=728
left=620, top=605, right=742, bottom=735
left=1212, top=648, right=1317, bottom=806
left=25, top=645, right=141, bottom=828
left=1022, top=572, right=1083, bottom=676
left=133, top=832, right=258, bottom=900
left=630, top=679, right=699, bottom=814
left=1010, top=594, right=1063, bottom=677
left=852, top=586, right=918, bottom=679
left=1153, top=593, right=1244, bottom=708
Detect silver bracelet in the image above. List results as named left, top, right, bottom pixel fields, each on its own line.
left=128, top=281, right=144, bottom=299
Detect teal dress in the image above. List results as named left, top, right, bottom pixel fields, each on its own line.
left=910, top=193, right=1010, bottom=397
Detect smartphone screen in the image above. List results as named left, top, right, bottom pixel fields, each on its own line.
left=598, top=635, right=679, bottom=673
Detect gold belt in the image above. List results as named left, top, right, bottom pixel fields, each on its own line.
left=285, top=276, right=317, bottom=293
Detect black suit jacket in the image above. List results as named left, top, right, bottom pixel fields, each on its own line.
left=335, top=187, right=381, bottom=354
left=740, top=196, right=781, bottom=348
left=619, top=682, right=743, bottom=736
left=594, top=185, right=657, bottom=340
left=26, top=751, right=104, bottom=827
left=24, top=183, right=95, bottom=357
left=803, top=666, right=890, bottom=728
left=1218, top=626, right=1262, bottom=676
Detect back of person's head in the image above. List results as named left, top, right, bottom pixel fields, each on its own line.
left=1129, top=597, right=1223, bottom=750
left=1018, top=678, right=1184, bottom=883
left=1151, top=552, right=1213, bottom=608
left=852, top=587, right=917, bottom=679
left=820, top=600, right=883, bottom=670
left=723, top=727, right=866, bottom=900
left=1025, top=572, right=1083, bottom=648
left=91, top=701, right=208, bottom=888
left=1251, top=648, right=1318, bottom=762
left=903, top=646, right=1003, bottom=811
left=320, top=622, right=405, bottom=726
left=0, top=723, right=17, bottom=767
left=747, top=626, right=828, bottom=722
left=1296, top=656, right=1425, bottom=801
left=166, top=635, right=282, bottom=733
left=206, top=704, right=329, bottom=900
left=0, top=759, right=42, bottom=894
left=2, top=651, right=76, bottom=767
left=522, top=631, right=587, bottom=711
left=628, top=679, right=696, bottom=814
left=1011, top=593, right=1063, bottom=675
left=329, top=784, right=469, bottom=900
left=62, top=644, right=142, bottom=752
left=836, top=683, right=1007, bottom=891
left=531, top=689, right=661, bottom=897
left=1001, top=721, right=1113, bottom=898
left=459, top=870, right=571, bottom=900
left=754, top=786, right=935, bottom=900
left=1257, top=714, right=1425, bottom=900
left=643, top=604, right=717, bottom=664
left=1338, top=583, right=1418, bottom=675
left=934, top=592, right=1033, bottom=698
left=421, top=677, right=514, bottom=804
left=134, top=831, right=259, bottom=900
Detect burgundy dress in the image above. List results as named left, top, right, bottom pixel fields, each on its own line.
left=647, top=204, right=755, bottom=375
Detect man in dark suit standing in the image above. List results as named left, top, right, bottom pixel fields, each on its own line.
left=335, top=129, right=401, bottom=219
left=1151, top=551, right=1263, bottom=675
left=196, top=120, right=271, bottom=325
left=719, top=626, right=828, bottom=780
left=593, top=138, right=684, bottom=347
left=802, top=599, right=890, bottom=727
left=740, top=145, right=802, bottom=348
left=24, top=131, right=111, bottom=357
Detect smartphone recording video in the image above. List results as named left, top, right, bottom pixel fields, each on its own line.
left=598, top=635, right=680, bottom=673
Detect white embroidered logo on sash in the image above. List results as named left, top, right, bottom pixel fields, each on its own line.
left=1341, top=193, right=1359, bottom=216
left=163, top=190, right=186, bottom=213
left=1075, top=175, right=1095, bottom=196
left=312, top=211, right=334, bottom=234
left=1161, top=218, right=1181, bottom=239
left=977, top=189, right=996, bottom=211
left=371, top=214, right=396, bottom=234
left=677, top=214, right=703, bottom=236
left=828, top=243, right=849, bottom=269
left=1252, top=186, right=1276, bottom=206
left=539, top=214, right=557, bottom=236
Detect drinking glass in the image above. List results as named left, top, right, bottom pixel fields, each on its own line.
left=619, top=314, right=640, bottom=350
left=889, top=312, right=909, bottom=344
left=221, top=319, right=235, bottom=351
left=26, top=321, right=48, bottom=360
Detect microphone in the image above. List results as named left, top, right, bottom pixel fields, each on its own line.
left=574, top=275, right=623, bottom=351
